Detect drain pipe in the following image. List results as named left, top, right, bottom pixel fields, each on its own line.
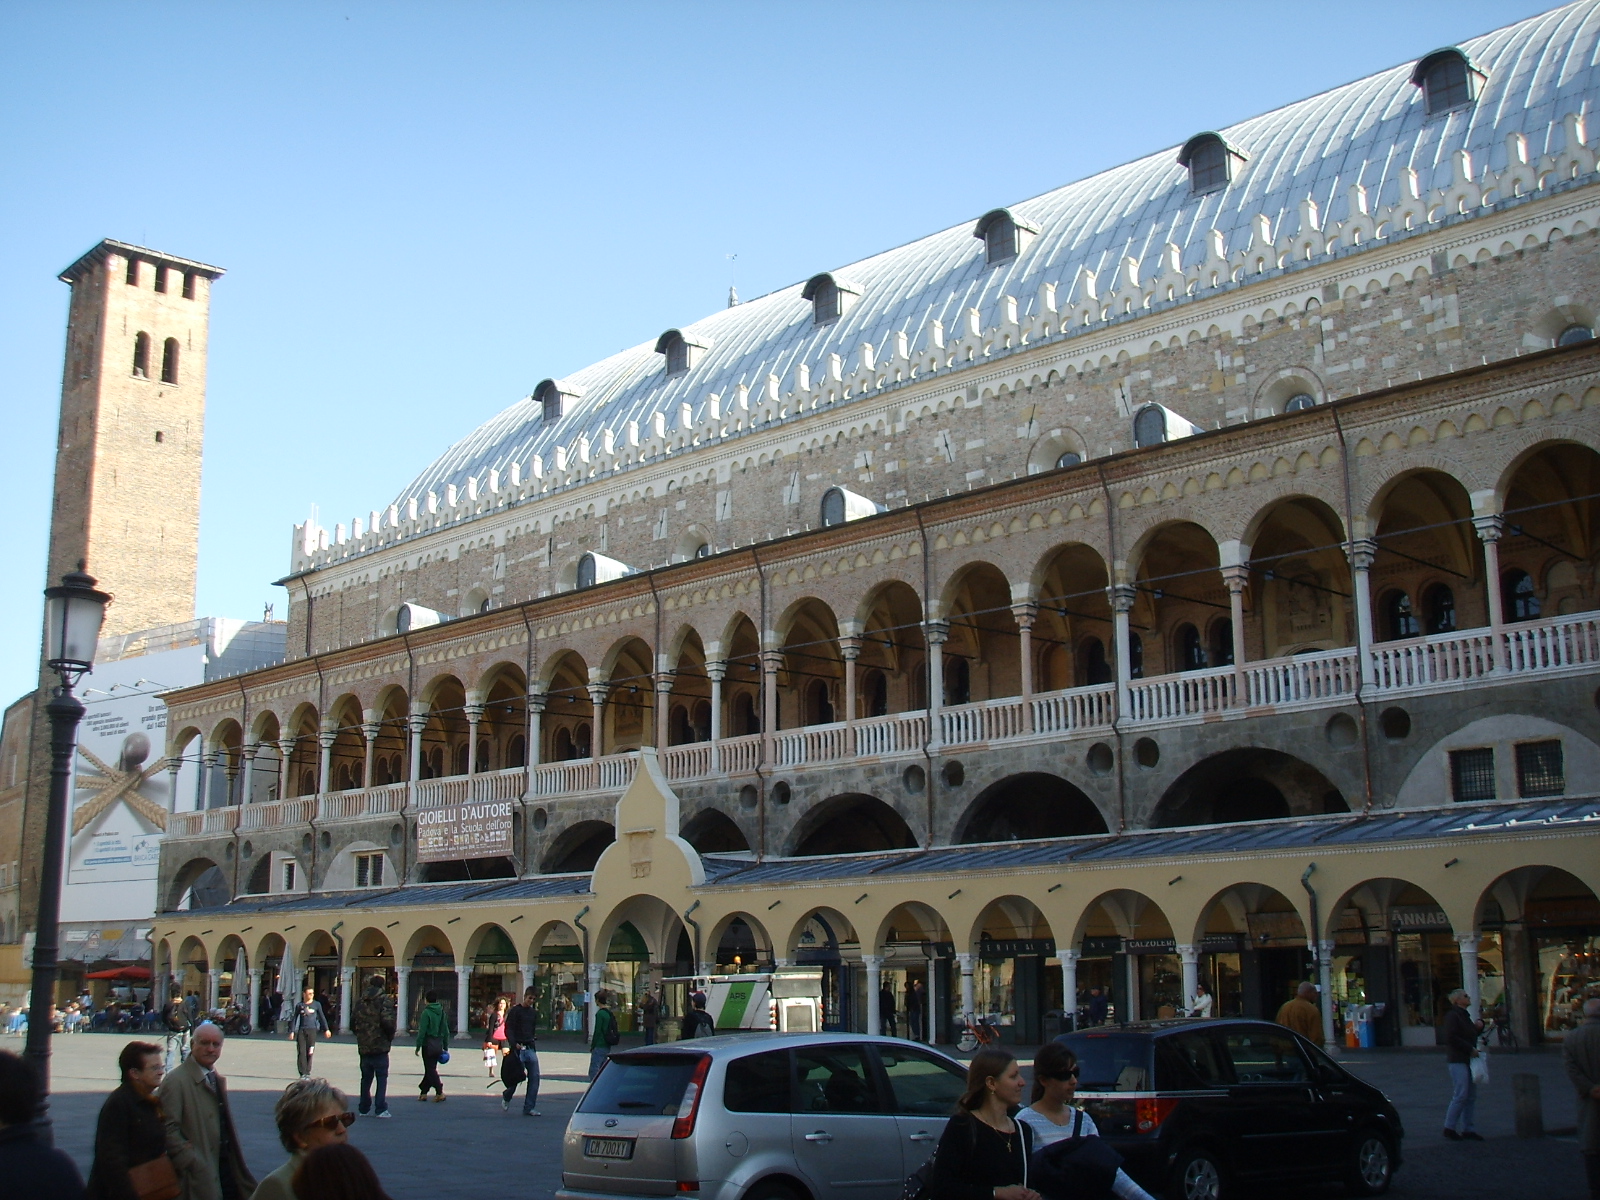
left=1332, top=409, right=1376, bottom=818
left=573, top=905, right=593, bottom=1038
left=1098, top=463, right=1129, bottom=833
left=1301, top=863, right=1335, bottom=1051
left=913, top=507, right=937, bottom=847
left=682, top=899, right=703, bottom=974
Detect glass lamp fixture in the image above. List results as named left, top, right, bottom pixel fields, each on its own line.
left=43, top=567, right=111, bottom=680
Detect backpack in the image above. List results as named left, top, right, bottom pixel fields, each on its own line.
left=601, top=1008, right=620, bottom=1046
left=1028, top=1110, right=1123, bottom=1200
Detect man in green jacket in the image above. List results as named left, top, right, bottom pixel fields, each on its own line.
left=414, top=991, right=450, bottom=1101
left=589, top=990, right=618, bottom=1080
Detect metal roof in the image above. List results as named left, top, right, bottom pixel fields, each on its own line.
left=392, top=3, right=1600, bottom=512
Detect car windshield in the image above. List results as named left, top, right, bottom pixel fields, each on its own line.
left=1059, top=1034, right=1153, bottom=1091
left=579, top=1054, right=705, bottom=1116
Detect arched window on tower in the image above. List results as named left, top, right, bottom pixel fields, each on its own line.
left=821, top=488, right=846, bottom=528
left=1502, top=569, right=1541, bottom=621
left=1424, top=584, right=1456, bottom=634
left=161, top=338, right=179, bottom=384
left=1382, top=590, right=1419, bottom=640
left=132, top=332, right=150, bottom=378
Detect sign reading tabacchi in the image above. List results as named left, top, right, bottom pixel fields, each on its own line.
left=416, top=801, right=514, bottom=862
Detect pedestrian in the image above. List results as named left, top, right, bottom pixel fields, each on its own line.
left=288, top=987, right=332, bottom=1080
left=84, top=1041, right=173, bottom=1200
left=503, top=987, right=541, bottom=1116
left=1274, top=981, right=1322, bottom=1042
left=1563, top=995, right=1600, bottom=1199
left=482, top=994, right=509, bottom=1077
left=926, top=1047, right=1040, bottom=1200
left=254, top=1078, right=354, bottom=1200
left=907, top=979, right=925, bottom=1042
left=293, top=1143, right=393, bottom=1200
left=184, top=991, right=200, bottom=1025
left=1441, top=986, right=1485, bottom=1141
left=681, top=992, right=716, bottom=1040
left=590, top=991, right=619, bottom=1080
left=413, top=990, right=449, bottom=1102
left=161, top=1021, right=258, bottom=1200
left=1188, top=981, right=1214, bottom=1019
left=350, top=977, right=396, bottom=1119
left=269, top=990, right=284, bottom=1030
left=0, top=1050, right=85, bottom=1200
left=1086, top=987, right=1109, bottom=1026
left=880, top=980, right=897, bottom=1037
left=640, top=986, right=660, bottom=1046
left=1020, top=1040, right=1155, bottom=1200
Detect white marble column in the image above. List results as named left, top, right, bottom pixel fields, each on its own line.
left=464, top=694, right=484, bottom=774
left=240, top=744, right=257, bottom=804
left=705, top=661, right=726, bottom=772
left=1060, top=949, right=1081, bottom=1031
left=926, top=954, right=940, bottom=1043
left=840, top=637, right=861, bottom=729
left=395, top=965, right=411, bottom=1028
left=197, top=750, right=214, bottom=810
left=1349, top=538, right=1378, bottom=687
left=1457, top=932, right=1482, bottom=1021
left=519, top=963, right=536, bottom=1001
left=655, top=672, right=673, bottom=750
left=1473, top=515, right=1508, bottom=669
left=760, top=648, right=783, bottom=760
left=1111, top=584, right=1137, bottom=717
left=1316, top=939, right=1337, bottom=1050
left=587, top=683, right=608, bottom=759
left=925, top=620, right=949, bottom=750
left=362, top=712, right=380, bottom=789
left=455, top=968, right=471, bottom=1038
left=339, top=966, right=355, bottom=1033
left=863, top=954, right=883, bottom=1036
left=247, top=968, right=263, bottom=1033
left=317, top=724, right=336, bottom=795
left=956, top=952, right=976, bottom=1024
left=1222, top=566, right=1249, bottom=704
left=587, top=962, right=604, bottom=1039
left=1177, top=944, right=1199, bottom=1016
left=206, top=968, right=221, bottom=1013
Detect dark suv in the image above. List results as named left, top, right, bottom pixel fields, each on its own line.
left=1056, top=1019, right=1403, bottom=1200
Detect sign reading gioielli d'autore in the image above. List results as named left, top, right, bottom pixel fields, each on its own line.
left=416, top=801, right=514, bottom=862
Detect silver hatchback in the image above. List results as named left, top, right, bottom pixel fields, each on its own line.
left=558, top=1033, right=968, bottom=1200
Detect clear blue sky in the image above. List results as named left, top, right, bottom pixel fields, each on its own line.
left=0, top=0, right=1559, bottom=702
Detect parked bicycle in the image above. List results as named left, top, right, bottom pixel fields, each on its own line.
left=956, top=1014, right=1000, bottom=1052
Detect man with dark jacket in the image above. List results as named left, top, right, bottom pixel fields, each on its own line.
left=681, top=993, right=716, bottom=1040
left=0, top=1050, right=84, bottom=1200
left=85, top=1041, right=168, bottom=1200
left=1563, top=995, right=1600, bottom=1198
left=502, top=987, right=541, bottom=1116
left=350, top=977, right=396, bottom=1118
left=1442, top=987, right=1484, bottom=1141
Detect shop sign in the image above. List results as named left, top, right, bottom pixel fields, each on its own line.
left=1246, top=911, right=1307, bottom=947
left=1125, top=938, right=1177, bottom=955
left=1390, top=906, right=1451, bottom=932
left=416, top=800, right=514, bottom=862
left=1199, top=934, right=1243, bottom=952
left=1082, top=936, right=1123, bottom=955
left=978, top=938, right=1056, bottom=957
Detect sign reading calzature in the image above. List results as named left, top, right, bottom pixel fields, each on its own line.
left=416, top=801, right=514, bottom=862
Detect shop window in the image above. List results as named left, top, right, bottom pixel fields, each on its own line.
left=1382, top=590, right=1419, bottom=640
left=355, top=852, right=385, bottom=888
left=1502, top=569, right=1541, bottom=620
left=1178, top=623, right=1206, bottom=671
left=1450, top=747, right=1496, bottom=802
left=1209, top=619, right=1234, bottom=667
left=1424, top=584, right=1456, bottom=634
left=945, top=657, right=971, bottom=706
left=1557, top=323, right=1596, bottom=346
left=132, top=332, right=151, bottom=378
left=1515, top=740, right=1564, bottom=798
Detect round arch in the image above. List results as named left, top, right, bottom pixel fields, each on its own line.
left=681, top=808, right=750, bottom=854
left=954, top=773, right=1108, bottom=843
left=168, top=857, right=228, bottom=911
left=1152, top=747, right=1348, bottom=828
left=541, top=820, right=615, bottom=873
left=788, top=793, right=917, bottom=857
left=1476, top=864, right=1600, bottom=1043
left=705, top=910, right=774, bottom=971
left=939, top=562, right=1020, bottom=703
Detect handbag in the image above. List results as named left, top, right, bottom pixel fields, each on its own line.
left=128, top=1153, right=180, bottom=1200
left=1029, top=1110, right=1123, bottom=1200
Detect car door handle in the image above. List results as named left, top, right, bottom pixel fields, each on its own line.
left=909, top=1132, right=936, bottom=1142
left=804, top=1132, right=833, bottom=1143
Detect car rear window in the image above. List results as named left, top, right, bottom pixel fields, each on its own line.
left=1057, top=1034, right=1153, bottom=1091
left=579, top=1053, right=706, bottom=1116
left=725, top=1049, right=792, bottom=1113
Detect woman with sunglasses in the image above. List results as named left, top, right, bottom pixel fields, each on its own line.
left=1018, top=1043, right=1156, bottom=1200
left=255, top=1078, right=356, bottom=1200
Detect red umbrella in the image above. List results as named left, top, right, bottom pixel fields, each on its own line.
left=84, top=966, right=153, bottom=981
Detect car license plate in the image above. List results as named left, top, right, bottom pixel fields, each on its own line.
left=585, top=1137, right=635, bottom=1160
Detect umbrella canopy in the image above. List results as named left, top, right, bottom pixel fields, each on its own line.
left=84, top=966, right=153, bottom=981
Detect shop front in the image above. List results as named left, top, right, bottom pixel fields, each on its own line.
left=879, top=941, right=936, bottom=1041
left=1392, top=905, right=1463, bottom=1047
left=1076, top=936, right=1122, bottom=1025
left=469, top=927, right=521, bottom=1032
left=1526, top=888, right=1600, bottom=1040
left=794, top=914, right=852, bottom=1031
left=601, top=922, right=649, bottom=1032
left=1196, top=934, right=1244, bottom=1018
left=975, top=937, right=1058, bottom=1042
left=1124, top=939, right=1181, bottom=1020
left=407, top=948, right=457, bottom=1031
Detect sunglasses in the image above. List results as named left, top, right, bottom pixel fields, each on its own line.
left=305, top=1112, right=356, bottom=1132
left=1042, top=1067, right=1081, bottom=1080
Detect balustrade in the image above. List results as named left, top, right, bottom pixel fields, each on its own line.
left=1127, top=664, right=1237, bottom=723
left=238, top=797, right=313, bottom=831
left=317, top=783, right=406, bottom=821
left=853, top=711, right=927, bottom=758
left=531, top=753, right=637, bottom=798
left=1240, top=649, right=1359, bottom=708
left=1371, top=628, right=1498, bottom=693
left=1502, top=611, right=1600, bottom=674
left=1030, top=684, right=1116, bottom=735
left=941, top=696, right=1027, bottom=747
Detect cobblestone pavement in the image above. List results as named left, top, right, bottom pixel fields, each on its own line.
left=29, top=1031, right=1588, bottom=1199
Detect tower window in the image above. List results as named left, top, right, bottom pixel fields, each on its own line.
left=972, top=209, right=1039, bottom=266
left=1557, top=323, right=1595, bottom=346
left=132, top=332, right=151, bottom=378
left=1450, top=747, right=1495, bottom=802
left=1133, top=405, right=1166, bottom=448
left=1411, top=48, right=1482, bottom=117
left=154, top=266, right=169, bottom=293
left=182, top=272, right=197, bottom=300
left=161, top=338, right=180, bottom=384
left=125, top=258, right=140, bottom=286
left=576, top=553, right=597, bottom=589
left=1177, top=133, right=1246, bottom=194
left=1283, top=393, right=1316, bottom=412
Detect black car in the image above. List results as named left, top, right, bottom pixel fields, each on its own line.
left=1055, top=1019, right=1403, bottom=1200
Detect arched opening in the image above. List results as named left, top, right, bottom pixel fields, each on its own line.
left=161, top=337, right=180, bottom=384
left=480, top=665, right=529, bottom=772
left=723, top=615, right=763, bottom=737
left=403, top=926, right=457, bottom=1030
left=369, top=688, right=410, bottom=785
left=1477, top=865, right=1600, bottom=1045
left=543, top=652, right=592, bottom=761
left=1248, top=495, right=1353, bottom=657
left=873, top=903, right=950, bottom=1040
left=1372, top=470, right=1485, bottom=639
left=1071, top=890, right=1176, bottom=1024
left=1132, top=522, right=1226, bottom=677
left=603, top=637, right=656, bottom=752
left=779, top=600, right=841, bottom=729
left=168, top=858, right=227, bottom=911
left=541, top=820, right=615, bottom=873
left=955, top=773, right=1108, bottom=843
left=1153, top=748, right=1348, bottom=828
left=856, top=583, right=925, bottom=717
left=206, top=719, right=244, bottom=807
left=1497, top=443, right=1600, bottom=621
left=681, top=809, right=750, bottom=854
left=1329, top=878, right=1458, bottom=1047
left=132, top=331, right=150, bottom=377
left=713, top=915, right=772, bottom=973
left=972, top=897, right=1056, bottom=1042
left=667, top=630, right=710, bottom=745
left=942, top=563, right=1020, bottom=702
left=326, top=695, right=365, bottom=792
left=790, top=793, right=916, bottom=856
left=419, top=675, right=467, bottom=778
left=1193, top=884, right=1311, bottom=1021
left=790, top=908, right=861, bottom=1032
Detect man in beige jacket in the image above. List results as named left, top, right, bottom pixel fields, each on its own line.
left=162, top=1022, right=258, bottom=1200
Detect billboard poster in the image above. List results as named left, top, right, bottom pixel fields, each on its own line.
left=416, top=800, right=514, bottom=862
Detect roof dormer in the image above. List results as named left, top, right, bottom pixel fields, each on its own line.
left=801, top=273, right=863, bottom=325
left=535, top=378, right=583, bottom=422
left=655, top=329, right=710, bottom=376
left=1411, top=47, right=1484, bottom=117
left=1177, top=133, right=1248, bottom=195
left=973, top=208, right=1040, bottom=265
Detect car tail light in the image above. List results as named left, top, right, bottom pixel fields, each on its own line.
left=671, top=1055, right=713, bottom=1139
left=1135, top=1097, right=1179, bottom=1132
left=677, top=1183, right=699, bottom=1193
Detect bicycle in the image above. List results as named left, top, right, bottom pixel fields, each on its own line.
left=956, top=1015, right=1000, bottom=1053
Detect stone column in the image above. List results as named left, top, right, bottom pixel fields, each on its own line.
left=1222, top=566, right=1249, bottom=705
left=839, top=636, right=861, bottom=729
left=1316, top=939, right=1337, bottom=1050
left=197, top=750, right=213, bottom=810
left=1349, top=538, right=1378, bottom=687
left=925, top=953, right=939, bottom=1043
left=760, top=648, right=783, bottom=760
left=317, top=724, right=336, bottom=796
left=925, top=620, right=949, bottom=751
left=1111, top=584, right=1138, bottom=718
left=587, top=962, right=604, bottom=1039
left=956, top=952, right=976, bottom=1025
left=1177, top=944, right=1199, bottom=1016
left=864, top=954, right=883, bottom=1036
left=587, top=683, right=608, bottom=759
left=1013, top=603, right=1038, bottom=732
left=339, top=966, right=355, bottom=1033
left=1472, top=515, right=1508, bottom=669
left=224, top=751, right=241, bottom=807
left=1060, top=949, right=1080, bottom=1032
left=1458, top=932, right=1482, bottom=1021
left=655, top=674, right=674, bottom=750
left=526, top=689, right=547, bottom=770
left=408, top=706, right=430, bottom=788
left=455, top=967, right=471, bottom=1038
left=361, top=712, right=380, bottom=789
left=240, top=743, right=257, bottom=805
left=705, top=661, right=726, bottom=772
left=519, top=963, right=536, bottom=1001
left=167, top=758, right=183, bottom=813
left=395, top=965, right=411, bottom=1027
left=247, top=968, right=263, bottom=1034
left=206, top=967, right=221, bottom=1012
left=464, top=696, right=484, bottom=775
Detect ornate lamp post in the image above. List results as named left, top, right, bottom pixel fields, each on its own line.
left=25, top=567, right=110, bottom=1137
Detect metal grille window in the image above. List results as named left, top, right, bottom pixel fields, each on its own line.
left=1450, top=748, right=1496, bottom=802
left=356, top=852, right=385, bottom=888
left=1515, top=740, right=1564, bottom=798
left=1187, top=139, right=1230, bottom=192
left=1423, top=56, right=1471, bottom=114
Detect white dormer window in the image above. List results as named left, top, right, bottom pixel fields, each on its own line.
left=1178, top=133, right=1247, bottom=195
left=819, top=485, right=884, bottom=528
left=801, top=273, right=862, bottom=326
left=1412, top=48, right=1483, bottom=117
left=655, top=329, right=710, bottom=376
left=973, top=209, right=1039, bottom=266
left=536, top=377, right=582, bottom=422
left=1133, top=405, right=1167, bottom=448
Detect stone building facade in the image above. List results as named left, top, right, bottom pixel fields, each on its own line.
left=155, top=8, right=1600, bottom=1053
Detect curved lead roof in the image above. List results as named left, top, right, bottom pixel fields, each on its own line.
left=394, top=3, right=1600, bottom=510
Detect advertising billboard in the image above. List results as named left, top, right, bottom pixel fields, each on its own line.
left=416, top=800, right=514, bottom=862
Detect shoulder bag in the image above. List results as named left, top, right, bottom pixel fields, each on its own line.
left=127, top=1154, right=180, bottom=1200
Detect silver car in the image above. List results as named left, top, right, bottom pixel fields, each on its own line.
left=558, top=1033, right=968, bottom=1200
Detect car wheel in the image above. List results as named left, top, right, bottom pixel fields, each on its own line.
left=1344, top=1129, right=1394, bottom=1196
left=1168, top=1147, right=1225, bottom=1200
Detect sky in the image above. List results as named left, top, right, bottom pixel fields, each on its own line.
left=0, top=0, right=1563, bottom=703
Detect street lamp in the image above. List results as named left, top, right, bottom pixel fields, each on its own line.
left=25, top=566, right=110, bottom=1138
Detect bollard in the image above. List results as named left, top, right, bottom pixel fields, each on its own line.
left=1511, top=1072, right=1544, bottom=1138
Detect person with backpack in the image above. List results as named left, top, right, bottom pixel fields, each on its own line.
left=1018, top=1041, right=1154, bottom=1200
left=589, top=991, right=619, bottom=1079
left=925, top=1047, right=1039, bottom=1200
left=413, top=991, right=450, bottom=1102
left=681, top=993, right=716, bottom=1040
left=350, top=977, right=396, bottom=1118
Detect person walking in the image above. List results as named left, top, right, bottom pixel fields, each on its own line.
left=1442, top=987, right=1485, bottom=1141
left=1563, top=995, right=1600, bottom=1199
left=503, top=987, right=541, bottom=1116
left=350, top=977, right=396, bottom=1119
left=926, top=1047, right=1040, bottom=1200
left=681, top=993, right=715, bottom=1040
left=254, top=1078, right=354, bottom=1200
left=413, top=990, right=450, bottom=1102
left=1086, top=987, right=1109, bottom=1026
left=161, top=1022, right=258, bottom=1200
left=907, top=980, right=925, bottom=1042
left=1275, top=981, right=1322, bottom=1042
left=0, top=1050, right=85, bottom=1200
left=482, top=994, right=510, bottom=1077
left=880, top=980, right=897, bottom=1037
left=293, top=1143, right=393, bottom=1200
left=1187, top=981, right=1214, bottom=1019
left=640, top=986, right=660, bottom=1047
left=84, top=1041, right=172, bottom=1200
left=589, top=991, right=619, bottom=1080
left=288, top=987, right=332, bottom=1081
